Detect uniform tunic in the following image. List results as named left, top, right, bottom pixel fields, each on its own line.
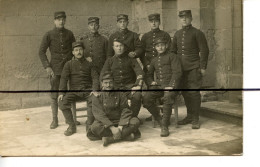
left=82, top=32, right=108, bottom=74
left=146, top=51, right=182, bottom=88
left=171, top=25, right=209, bottom=71
left=39, top=27, right=76, bottom=75
left=107, top=29, right=143, bottom=58
left=140, top=28, right=171, bottom=67
left=59, top=57, right=99, bottom=94
left=101, top=52, right=144, bottom=90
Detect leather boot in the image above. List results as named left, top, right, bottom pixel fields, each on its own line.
left=121, top=126, right=135, bottom=139
left=133, top=129, right=141, bottom=139
left=147, top=105, right=162, bottom=127
left=62, top=109, right=76, bottom=136
left=192, top=120, right=200, bottom=129
left=124, top=133, right=135, bottom=141
left=50, top=117, right=58, bottom=129
left=50, top=98, right=59, bottom=129
left=160, top=126, right=169, bottom=137
left=178, top=116, right=192, bottom=125
left=162, top=104, right=172, bottom=127
left=102, top=137, right=116, bottom=147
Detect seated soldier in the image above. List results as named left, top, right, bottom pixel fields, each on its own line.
left=101, top=38, right=144, bottom=118
left=143, top=37, right=182, bottom=137
left=58, top=41, right=99, bottom=136
left=87, top=72, right=141, bottom=147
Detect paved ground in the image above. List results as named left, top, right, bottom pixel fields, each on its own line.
left=0, top=102, right=242, bottom=156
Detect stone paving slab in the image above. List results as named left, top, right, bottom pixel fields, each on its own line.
left=0, top=103, right=243, bottom=156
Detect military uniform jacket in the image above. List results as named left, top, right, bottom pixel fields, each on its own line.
left=171, top=25, right=209, bottom=71
left=107, top=29, right=144, bottom=58
left=59, top=57, right=99, bottom=95
left=140, top=28, right=171, bottom=67
left=101, top=52, right=144, bottom=90
left=39, top=27, right=76, bottom=75
left=82, top=33, right=108, bottom=73
left=92, top=92, right=133, bottom=128
left=147, top=51, right=182, bottom=88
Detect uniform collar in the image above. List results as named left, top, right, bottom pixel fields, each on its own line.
left=119, top=28, right=129, bottom=35
left=115, top=52, right=127, bottom=58
left=151, top=28, right=160, bottom=33
left=182, top=24, right=192, bottom=30
left=54, top=27, right=65, bottom=32
left=72, top=56, right=85, bottom=63
left=158, top=51, right=167, bottom=57
left=89, top=32, right=99, bottom=37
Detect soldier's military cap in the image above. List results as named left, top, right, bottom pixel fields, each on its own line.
left=72, top=41, right=84, bottom=49
left=117, top=14, right=128, bottom=21
left=154, top=37, right=168, bottom=45
left=148, top=13, right=160, bottom=21
left=88, top=17, right=99, bottom=24
left=54, top=11, right=66, bottom=19
left=178, top=10, right=192, bottom=17
left=101, top=71, right=114, bottom=81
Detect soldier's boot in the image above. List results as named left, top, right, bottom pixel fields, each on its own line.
left=133, top=129, right=141, bottom=139
left=178, top=116, right=192, bottom=125
left=124, top=133, right=135, bottom=141
left=121, top=125, right=136, bottom=139
left=50, top=99, right=58, bottom=129
left=192, top=120, right=200, bottom=129
left=145, top=115, right=153, bottom=121
left=147, top=105, right=162, bottom=127
left=102, top=137, right=116, bottom=147
left=160, top=126, right=169, bottom=137
left=66, top=120, right=80, bottom=125
left=62, top=109, right=76, bottom=136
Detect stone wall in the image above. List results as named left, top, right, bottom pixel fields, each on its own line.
left=0, top=0, right=132, bottom=109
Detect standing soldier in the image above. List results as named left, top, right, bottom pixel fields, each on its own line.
left=140, top=13, right=171, bottom=75
left=143, top=37, right=182, bottom=137
left=82, top=17, right=108, bottom=75
left=107, top=14, right=143, bottom=59
left=101, top=38, right=144, bottom=118
left=39, top=11, right=75, bottom=129
left=171, top=10, right=209, bottom=129
left=141, top=13, right=172, bottom=121
left=58, top=42, right=99, bottom=136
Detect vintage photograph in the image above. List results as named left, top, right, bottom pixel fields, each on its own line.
left=0, top=0, right=243, bottom=156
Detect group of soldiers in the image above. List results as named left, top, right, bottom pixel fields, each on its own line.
left=39, top=10, right=209, bottom=147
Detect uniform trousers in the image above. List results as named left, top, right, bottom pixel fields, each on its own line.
left=181, top=67, right=202, bottom=121
left=50, top=75, right=61, bottom=119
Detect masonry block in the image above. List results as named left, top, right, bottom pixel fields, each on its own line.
left=200, top=0, right=215, bottom=8
left=233, top=28, right=242, bottom=50
left=5, top=16, right=38, bottom=36
left=0, top=0, right=19, bottom=16
left=38, top=76, right=50, bottom=91
left=36, top=16, right=55, bottom=36
left=162, top=0, right=177, bottom=9
left=232, top=49, right=243, bottom=74
left=17, top=0, right=38, bottom=16
left=200, top=8, right=215, bottom=30
left=162, top=9, right=177, bottom=33
left=215, top=8, right=232, bottom=29
left=215, top=29, right=232, bottom=50
left=233, top=4, right=242, bottom=28
left=215, top=0, right=232, bottom=9
left=0, top=17, right=5, bottom=36
left=177, top=0, right=200, bottom=10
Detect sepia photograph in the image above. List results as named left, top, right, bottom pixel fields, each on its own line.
left=0, top=0, right=243, bottom=157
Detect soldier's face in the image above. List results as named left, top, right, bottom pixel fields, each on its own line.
left=72, top=47, right=84, bottom=59
left=102, top=79, right=114, bottom=90
left=117, top=19, right=128, bottom=30
left=155, top=43, right=168, bottom=54
left=180, top=15, right=192, bottom=27
left=149, top=20, right=160, bottom=30
left=88, top=22, right=99, bottom=33
left=54, top=17, right=66, bottom=28
left=113, top=41, right=125, bottom=55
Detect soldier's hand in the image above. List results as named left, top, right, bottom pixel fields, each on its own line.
left=90, top=91, right=100, bottom=97
left=128, top=52, right=136, bottom=58
left=151, top=81, right=157, bottom=86
left=86, top=57, right=92, bottom=62
left=110, top=126, right=122, bottom=140
left=164, top=86, right=174, bottom=93
left=46, top=67, right=54, bottom=77
left=201, top=69, right=206, bottom=77
left=58, top=95, right=64, bottom=101
left=132, top=86, right=141, bottom=91
left=147, top=65, right=150, bottom=69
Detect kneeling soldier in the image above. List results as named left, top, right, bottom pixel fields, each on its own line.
left=143, top=37, right=182, bottom=137
left=58, top=42, right=99, bottom=136
left=88, top=72, right=141, bottom=147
